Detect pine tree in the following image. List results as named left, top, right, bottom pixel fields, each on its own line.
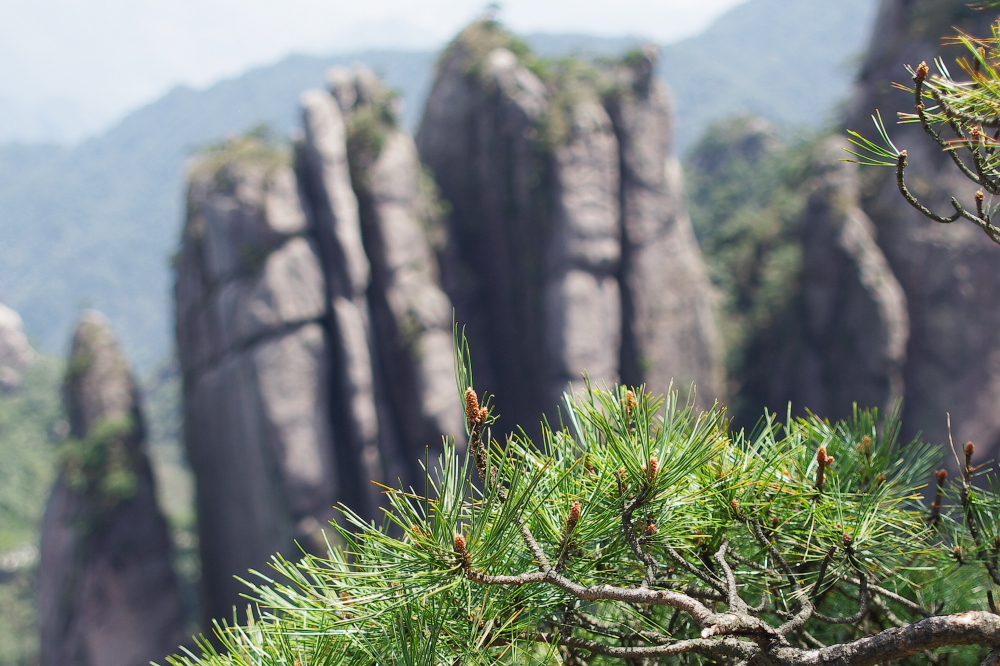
left=164, top=331, right=1000, bottom=666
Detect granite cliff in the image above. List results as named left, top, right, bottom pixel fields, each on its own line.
left=176, top=68, right=462, bottom=626
left=417, top=23, right=723, bottom=433
left=176, top=27, right=727, bottom=626
left=175, top=136, right=338, bottom=624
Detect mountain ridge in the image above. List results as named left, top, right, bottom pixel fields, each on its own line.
left=0, top=0, right=878, bottom=369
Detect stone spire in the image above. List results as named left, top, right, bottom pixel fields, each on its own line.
left=38, top=311, right=185, bottom=666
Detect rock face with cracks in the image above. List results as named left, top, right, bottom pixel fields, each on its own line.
left=417, top=23, right=723, bottom=433
left=176, top=70, right=462, bottom=627
left=176, top=138, right=338, bottom=626
left=37, top=311, right=185, bottom=666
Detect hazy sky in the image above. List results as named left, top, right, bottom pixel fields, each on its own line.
left=0, top=0, right=748, bottom=140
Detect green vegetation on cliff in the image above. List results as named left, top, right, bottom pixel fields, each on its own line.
left=686, top=117, right=819, bottom=422
left=0, top=356, right=64, bottom=666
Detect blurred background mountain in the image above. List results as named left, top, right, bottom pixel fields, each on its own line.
left=0, top=0, right=876, bottom=370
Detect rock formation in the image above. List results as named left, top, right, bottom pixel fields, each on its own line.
left=0, top=302, right=34, bottom=391
left=38, top=311, right=185, bottom=666
left=417, top=22, right=723, bottom=431
left=844, top=0, right=1000, bottom=462
left=176, top=137, right=338, bottom=624
left=177, top=73, right=462, bottom=625
left=738, top=137, right=909, bottom=421
left=297, top=87, right=385, bottom=515
left=602, top=46, right=723, bottom=401
left=176, top=25, right=726, bottom=628
left=329, top=66, right=463, bottom=472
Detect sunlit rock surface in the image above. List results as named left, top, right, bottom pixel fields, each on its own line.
left=176, top=140, right=337, bottom=625
left=418, top=22, right=723, bottom=432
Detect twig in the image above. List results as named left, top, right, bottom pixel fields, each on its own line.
left=846, top=577, right=932, bottom=618
left=715, top=543, right=747, bottom=613
left=664, top=547, right=727, bottom=595
left=620, top=480, right=659, bottom=588
left=895, top=152, right=963, bottom=224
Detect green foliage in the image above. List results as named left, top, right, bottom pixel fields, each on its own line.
left=344, top=85, right=399, bottom=186
left=144, top=360, right=202, bottom=634
left=0, top=356, right=64, bottom=666
left=0, top=572, right=40, bottom=666
left=0, top=357, right=63, bottom=550
left=59, top=416, right=139, bottom=514
left=165, top=365, right=998, bottom=665
left=192, top=132, right=291, bottom=189
left=446, top=20, right=539, bottom=82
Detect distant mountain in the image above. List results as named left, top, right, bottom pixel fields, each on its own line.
left=0, top=0, right=878, bottom=369
left=0, top=50, right=438, bottom=368
left=664, top=0, right=879, bottom=152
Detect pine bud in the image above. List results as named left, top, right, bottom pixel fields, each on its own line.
left=625, top=390, right=637, bottom=412
left=816, top=446, right=834, bottom=492
left=465, top=388, right=481, bottom=425
left=965, top=441, right=976, bottom=459
left=771, top=516, right=781, bottom=529
left=648, top=455, right=660, bottom=480
left=584, top=455, right=597, bottom=476
left=935, top=469, right=948, bottom=485
left=977, top=190, right=986, bottom=204
left=857, top=436, right=872, bottom=457
left=567, top=501, right=582, bottom=532
left=877, top=474, right=887, bottom=485
left=842, top=533, right=853, bottom=549
left=954, top=545, right=964, bottom=564
left=454, top=534, right=467, bottom=556
left=916, top=61, right=929, bottom=80
left=646, top=523, right=658, bottom=535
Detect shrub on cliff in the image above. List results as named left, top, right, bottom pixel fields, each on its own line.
left=164, top=335, right=1000, bottom=666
